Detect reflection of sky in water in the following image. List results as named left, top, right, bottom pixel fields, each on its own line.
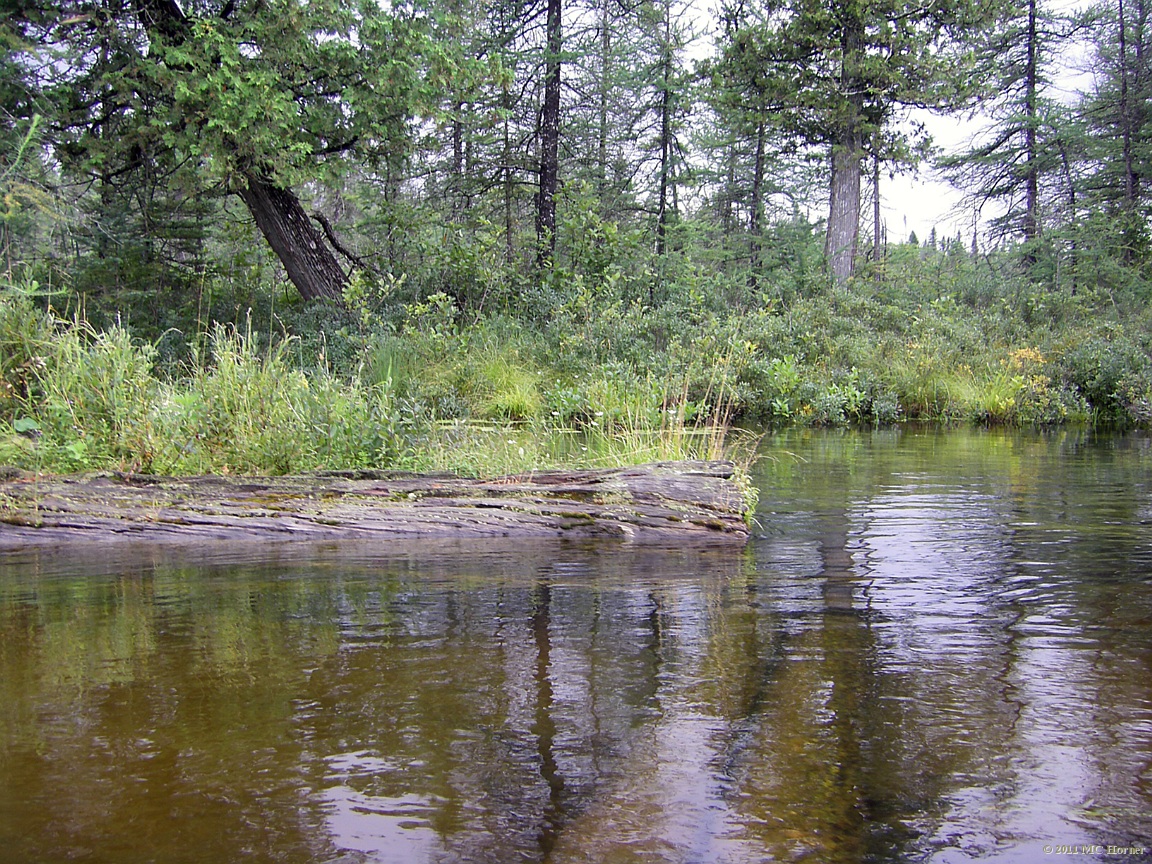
left=2, top=431, right=1151, bottom=863
left=847, top=477, right=1141, bottom=860
left=321, top=785, right=442, bottom=862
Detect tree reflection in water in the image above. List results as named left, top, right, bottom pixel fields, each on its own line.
left=2, top=429, right=1152, bottom=862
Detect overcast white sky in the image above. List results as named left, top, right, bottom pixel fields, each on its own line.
left=880, top=0, right=1097, bottom=245
left=884, top=113, right=985, bottom=246
left=679, top=0, right=1100, bottom=246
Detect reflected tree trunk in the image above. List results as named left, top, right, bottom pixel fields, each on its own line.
left=531, top=581, right=564, bottom=856
left=816, top=510, right=876, bottom=856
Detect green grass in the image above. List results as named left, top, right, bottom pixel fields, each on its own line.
left=3, top=236, right=1151, bottom=486
left=0, top=291, right=753, bottom=481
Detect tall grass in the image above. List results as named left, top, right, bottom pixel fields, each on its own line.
left=153, top=324, right=408, bottom=475
left=0, top=289, right=752, bottom=479
left=0, top=296, right=414, bottom=475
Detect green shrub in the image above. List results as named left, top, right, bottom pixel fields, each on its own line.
left=0, top=279, right=54, bottom=416
left=1059, top=336, right=1152, bottom=424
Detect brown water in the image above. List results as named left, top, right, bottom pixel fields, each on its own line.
left=1, top=428, right=1150, bottom=863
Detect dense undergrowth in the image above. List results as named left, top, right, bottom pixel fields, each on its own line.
left=0, top=281, right=743, bottom=478
left=3, top=229, right=1152, bottom=479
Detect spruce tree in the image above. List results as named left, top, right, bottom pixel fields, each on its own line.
left=711, top=0, right=1000, bottom=284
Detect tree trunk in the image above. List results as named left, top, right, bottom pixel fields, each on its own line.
left=1120, top=0, right=1135, bottom=207
left=825, top=132, right=863, bottom=285
left=825, top=14, right=865, bottom=285
left=655, top=5, right=673, bottom=258
left=1118, top=0, right=1141, bottom=263
left=597, top=0, right=611, bottom=204
left=748, top=120, right=766, bottom=289
left=1023, top=0, right=1040, bottom=264
left=452, top=99, right=465, bottom=219
left=132, top=0, right=348, bottom=305
left=237, top=173, right=348, bottom=304
left=1060, top=141, right=1078, bottom=295
left=655, top=93, right=671, bottom=256
left=502, top=79, right=516, bottom=265
left=722, top=142, right=737, bottom=239
left=536, top=0, right=562, bottom=268
left=872, top=149, right=882, bottom=270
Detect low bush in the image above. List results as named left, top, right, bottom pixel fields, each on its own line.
left=5, top=227, right=1152, bottom=482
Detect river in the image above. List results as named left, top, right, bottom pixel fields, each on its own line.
left=1, top=428, right=1150, bottom=862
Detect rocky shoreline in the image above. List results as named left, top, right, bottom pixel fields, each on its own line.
left=0, top=461, right=752, bottom=549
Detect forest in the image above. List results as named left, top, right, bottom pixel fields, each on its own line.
left=1, top=0, right=1151, bottom=477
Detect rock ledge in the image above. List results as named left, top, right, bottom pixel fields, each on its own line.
left=0, top=461, right=751, bottom=548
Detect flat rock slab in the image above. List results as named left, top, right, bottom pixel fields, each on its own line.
left=0, top=461, right=750, bottom=548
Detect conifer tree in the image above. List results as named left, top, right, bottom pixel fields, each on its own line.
left=1080, top=0, right=1152, bottom=263
left=712, top=0, right=998, bottom=284
left=938, top=0, right=1085, bottom=271
left=5, top=0, right=431, bottom=303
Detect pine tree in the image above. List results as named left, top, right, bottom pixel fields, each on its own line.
left=1080, top=0, right=1152, bottom=264
left=937, top=0, right=1085, bottom=273
left=712, top=0, right=999, bottom=284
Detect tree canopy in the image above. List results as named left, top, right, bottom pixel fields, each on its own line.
left=1, top=0, right=1148, bottom=306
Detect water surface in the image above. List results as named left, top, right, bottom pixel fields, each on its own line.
left=1, top=428, right=1150, bottom=862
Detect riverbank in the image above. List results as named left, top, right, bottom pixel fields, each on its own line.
left=0, top=460, right=752, bottom=548
left=4, top=246, right=1151, bottom=484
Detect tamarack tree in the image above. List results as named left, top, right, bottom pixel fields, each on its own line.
left=714, top=0, right=998, bottom=284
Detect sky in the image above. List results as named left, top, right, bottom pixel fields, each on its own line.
left=881, top=0, right=1098, bottom=246
left=883, top=117, right=972, bottom=246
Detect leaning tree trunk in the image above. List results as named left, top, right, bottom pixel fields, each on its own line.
left=237, top=173, right=348, bottom=304
left=132, top=0, right=348, bottom=305
left=825, top=131, right=863, bottom=285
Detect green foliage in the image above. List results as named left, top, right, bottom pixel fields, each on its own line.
left=0, top=280, right=159, bottom=471
left=0, top=291, right=415, bottom=475
left=1059, top=336, right=1152, bottom=424
left=0, top=278, right=53, bottom=412
left=35, top=322, right=159, bottom=472
left=7, top=229, right=1152, bottom=485
left=5, top=0, right=1152, bottom=470
left=428, top=223, right=517, bottom=316
left=0, top=114, right=52, bottom=232
left=155, top=324, right=410, bottom=475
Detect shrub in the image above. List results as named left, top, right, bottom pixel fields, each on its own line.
left=1059, top=336, right=1152, bottom=424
